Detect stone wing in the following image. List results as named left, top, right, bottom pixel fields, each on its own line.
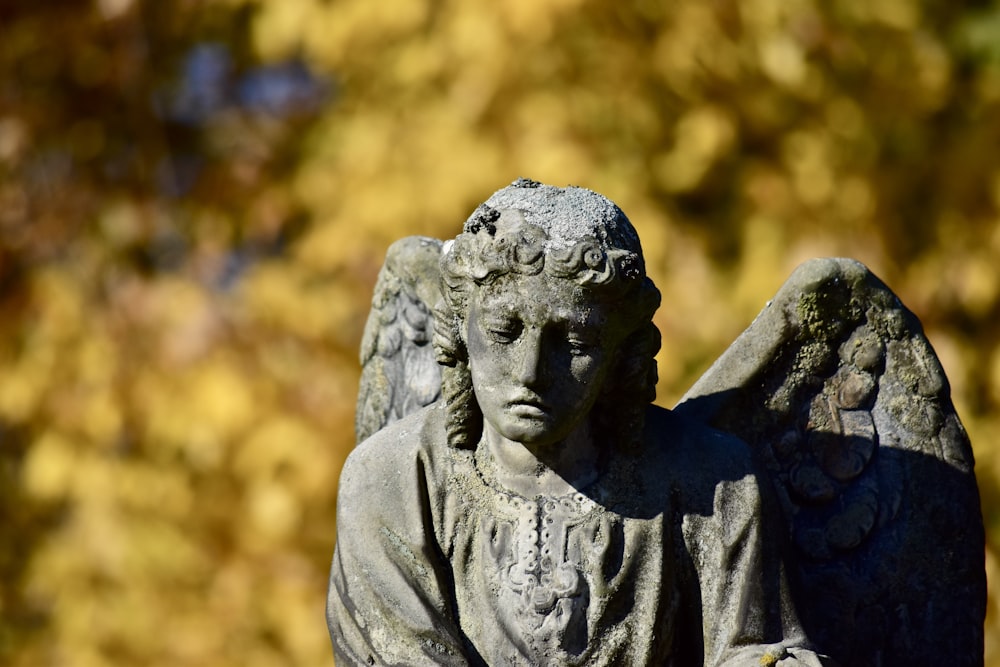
left=675, top=258, right=985, bottom=666
left=355, top=236, right=444, bottom=444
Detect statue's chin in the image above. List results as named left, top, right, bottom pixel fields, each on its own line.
left=484, top=413, right=566, bottom=447
left=490, top=422, right=558, bottom=448
left=487, top=421, right=596, bottom=466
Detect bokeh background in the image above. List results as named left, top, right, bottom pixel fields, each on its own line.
left=2, top=0, right=1000, bottom=664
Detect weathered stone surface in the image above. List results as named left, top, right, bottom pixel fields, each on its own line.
left=331, top=181, right=984, bottom=666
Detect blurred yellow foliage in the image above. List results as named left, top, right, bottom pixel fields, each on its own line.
left=3, top=0, right=1000, bottom=665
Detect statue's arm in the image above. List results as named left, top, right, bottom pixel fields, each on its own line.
left=682, top=453, right=833, bottom=667
left=326, top=420, right=470, bottom=666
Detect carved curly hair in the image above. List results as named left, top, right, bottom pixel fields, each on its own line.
left=434, top=179, right=661, bottom=451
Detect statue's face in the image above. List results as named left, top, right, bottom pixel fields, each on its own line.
left=466, top=272, right=621, bottom=448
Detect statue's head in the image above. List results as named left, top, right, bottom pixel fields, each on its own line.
left=435, top=178, right=661, bottom=451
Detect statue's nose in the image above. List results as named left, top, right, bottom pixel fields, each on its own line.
left=515, top=329, right=543, bottom=386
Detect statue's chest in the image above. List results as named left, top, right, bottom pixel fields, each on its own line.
left=466, top=490, right=603, bottom=663
left=486, top=492, right=597, bottom=642
left=446, top=461, right=672, bottom=666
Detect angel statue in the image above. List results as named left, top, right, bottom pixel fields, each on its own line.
left=327, top=179, right=984, bottom=666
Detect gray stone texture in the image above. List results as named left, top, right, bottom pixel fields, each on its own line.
left=335, top=180, right=984, bottom=666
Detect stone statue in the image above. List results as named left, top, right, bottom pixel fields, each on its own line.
left=329, top=179, right=984, bottom=666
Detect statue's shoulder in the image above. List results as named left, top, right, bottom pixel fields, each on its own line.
left=642, top=404, right=762, bottom=507
left=340, top=402, right=450, bottom=494
left=645, top=403, right=755, bottom=469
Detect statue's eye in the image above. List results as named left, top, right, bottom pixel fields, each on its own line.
left=567, top=336, right=597, bottom=356
left=486, top=321, right=520, bottom=344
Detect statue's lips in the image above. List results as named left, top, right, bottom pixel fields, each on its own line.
left=506, top=397, right=550, bottom=417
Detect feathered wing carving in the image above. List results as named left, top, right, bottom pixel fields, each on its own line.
left=676, top=258, right=985, bottom=666
left=355, top=236, right=444, bottom=444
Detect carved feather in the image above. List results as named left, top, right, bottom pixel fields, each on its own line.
left=677, top=258, right=984, bottom=666
left=355, top=236, right=444, bottom=444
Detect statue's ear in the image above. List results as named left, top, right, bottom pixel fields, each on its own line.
left=432, top=293, right=469, bottom=368
left=603, top=321, right=659, bottom=402
left=591, top=322, right=658, bottom=455
left=597, top=338, right=626, bottom=402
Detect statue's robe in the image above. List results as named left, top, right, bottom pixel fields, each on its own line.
left=327, top=403, right=826, bottom=666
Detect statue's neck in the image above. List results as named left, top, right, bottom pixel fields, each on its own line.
left=478, top=421, right=600, bottom=498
